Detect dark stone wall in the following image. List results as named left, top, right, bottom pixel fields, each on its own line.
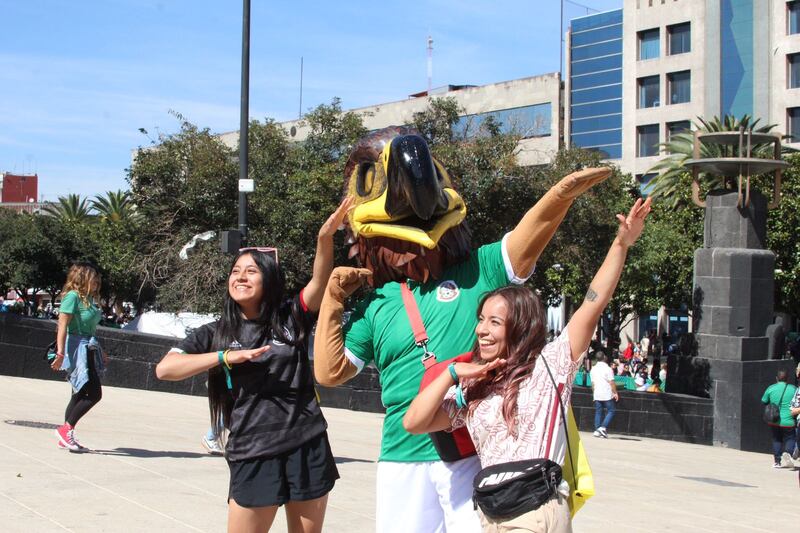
left=2, top=315, right=714, bottom=445
left=0, top=313, right=208, bottom=396
left=318, top=367, right=714, bottom=445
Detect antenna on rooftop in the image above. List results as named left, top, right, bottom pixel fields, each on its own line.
left=299, top=56, right=304, bottom=119
left=427, top=35, right=433, bottom=95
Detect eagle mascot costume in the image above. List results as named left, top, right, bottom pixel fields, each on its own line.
left=314, top=126, right=609, bottom=532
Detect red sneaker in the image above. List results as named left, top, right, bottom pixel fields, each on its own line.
left=55, top=423, right=80, bottom=452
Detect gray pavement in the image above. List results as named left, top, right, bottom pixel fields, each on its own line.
left=0, top=375, right=797, bottom=532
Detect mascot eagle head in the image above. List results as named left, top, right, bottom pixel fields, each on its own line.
left=343, top=126, right=472, bottom=287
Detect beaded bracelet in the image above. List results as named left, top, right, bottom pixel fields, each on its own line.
left=447, top=362, right=459, bottom=383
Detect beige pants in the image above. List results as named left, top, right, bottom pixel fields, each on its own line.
left=478, top=495, right=572, bottom=533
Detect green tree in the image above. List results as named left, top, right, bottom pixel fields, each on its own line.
left=42, top=194, right=92, bottom=223
left=91, top=190, right=141, bottom=223
left=127, top=118, right=238, bottom=312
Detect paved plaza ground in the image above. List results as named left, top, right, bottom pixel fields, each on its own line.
left=1, top=375, right=798, bottom=532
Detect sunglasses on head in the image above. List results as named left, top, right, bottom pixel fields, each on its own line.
left=239, top=246, right=279, bottom=264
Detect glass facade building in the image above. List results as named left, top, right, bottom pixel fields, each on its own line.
left=569, top=9, right=623, bottom=160
left=720, top=0, right=754, bottom=118
left=453, top=103, right=551, bottom=139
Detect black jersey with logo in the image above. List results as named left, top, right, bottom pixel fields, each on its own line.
left=176, top=295, right=326, bottom=460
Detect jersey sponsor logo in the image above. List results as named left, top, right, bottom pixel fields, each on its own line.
left=436, top=280, right=460, bottom=302
left=271, top=326, right=293, bottom=346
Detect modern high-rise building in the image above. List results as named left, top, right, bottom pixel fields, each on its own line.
left=566, top=0, right=800, bottom=189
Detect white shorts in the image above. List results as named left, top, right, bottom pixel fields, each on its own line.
left=376, top=456, right=482, bottom=533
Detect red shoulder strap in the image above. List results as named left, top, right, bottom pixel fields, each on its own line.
left=400, top=281, right=436, bottom=369
left=400, top=281, right=428, bottom=344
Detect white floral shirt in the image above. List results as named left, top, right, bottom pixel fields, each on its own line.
left=443, top=327, right=584, bottom=468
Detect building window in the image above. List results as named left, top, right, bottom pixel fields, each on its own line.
left=668, top=22, right=691, bottom=55
left=790, top=53, right=800, bottom=89
left=789, top=2, right=800, bottom=35
left=788, top=107, right=800, bottom=142
left=666, top=121, right=691, bottom=153
left=666, top=120, right=691, bottom=142
left=637, top=124, right=660, bottom=157
left=668, top=71, right=691, bottom=104
left=638, top=28, right=660, bottom=60
left=638, top=76, right=660, bottom=108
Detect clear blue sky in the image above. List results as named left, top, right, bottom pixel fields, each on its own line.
left=0, top=0, right=621, bottom=200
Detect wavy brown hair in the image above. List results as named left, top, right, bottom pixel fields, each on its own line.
left=464, top=285, right=547, bottom=437
left=61, top=262, right=101, bottom=306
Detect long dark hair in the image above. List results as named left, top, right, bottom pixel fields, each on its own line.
left=464, top=285, right=547, bottom=437
left=207, top=250, right=309, bottom=433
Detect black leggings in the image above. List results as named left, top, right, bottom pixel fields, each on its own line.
left=64, top=350, right=102, bottom=426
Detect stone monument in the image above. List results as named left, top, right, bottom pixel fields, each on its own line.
left=686, top=129, right=795, bottom=452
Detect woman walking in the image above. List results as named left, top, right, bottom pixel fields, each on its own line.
left=404, top=198, right=651, bottom=532
left=156, top=199, right=350, bottom=533
left=51, top=261, right=106, bottom=452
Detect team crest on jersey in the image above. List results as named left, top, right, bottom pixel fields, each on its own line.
left=436, top=280, right=460, bottom=302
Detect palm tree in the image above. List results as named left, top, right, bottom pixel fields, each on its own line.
left=42, top=194, right=92, bottom=223
left=91, top=190, right=140, bottom=223
left=645, top=115, right=786, bottom=205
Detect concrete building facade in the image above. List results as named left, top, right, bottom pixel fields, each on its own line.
left=567, top=0, right=800, bottom=187
left=220, top=73, right=562, bottom=167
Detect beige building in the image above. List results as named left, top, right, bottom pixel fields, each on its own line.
left=220, top=73, right=563, bottom=167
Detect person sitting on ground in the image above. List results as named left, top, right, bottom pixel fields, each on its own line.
left=404, top=198, right=651, bottom=531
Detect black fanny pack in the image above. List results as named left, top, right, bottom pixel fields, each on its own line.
left=473, top=459, right=562, bottom=520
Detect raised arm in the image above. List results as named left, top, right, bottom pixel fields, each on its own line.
left=302, top=197, right=353, bottom=312
left=506, top=167, right=611, bottom=278
left=404, top=359, right=505, bottom=434
left=567, top=197, right=652, bottom=361
left=155, top=346, right=270, bottom=381
left=313, top=266, right=372, bottom=387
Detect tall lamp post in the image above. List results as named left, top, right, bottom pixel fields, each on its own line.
left=222, top=0, right=253, bottom=252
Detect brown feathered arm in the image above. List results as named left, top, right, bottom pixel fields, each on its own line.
left=313, top=267, right=373, bottom=387
left=506, top=167, right=611, bottom=278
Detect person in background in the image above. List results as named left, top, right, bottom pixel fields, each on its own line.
left=50, top=262, right=106, bottom=452
left=591, top=351, right=619, bottom=438
left=761, top=370, right=797, bottom=468
left=790, top=363, right=800, bottom=461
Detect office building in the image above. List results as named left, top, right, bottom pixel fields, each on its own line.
left=566, top=0, right=800, bottom=190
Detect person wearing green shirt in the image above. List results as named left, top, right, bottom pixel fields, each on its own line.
left=314, top=128, right=610, bottom=533
left=761, top=370, right=797, bottom=468
left=50, top=262, right=105, bottom=453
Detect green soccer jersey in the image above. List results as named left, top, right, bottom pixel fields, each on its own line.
left=59, top=290, right=102, bottom=336
left=343, top=238, right=525, bottom=462
left=761, top=382, right=798, bottom=427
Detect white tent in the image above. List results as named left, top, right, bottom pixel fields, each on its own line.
left=123, top=312, right=216, bottom=339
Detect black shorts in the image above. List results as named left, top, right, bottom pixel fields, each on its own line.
left=227, top=431, right=339, bottom=508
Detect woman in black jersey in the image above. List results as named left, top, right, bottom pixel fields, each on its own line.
left=156, top=199, right=351, bottom=533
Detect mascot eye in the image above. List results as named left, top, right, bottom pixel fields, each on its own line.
left=356, top=163, right=386, bottom=198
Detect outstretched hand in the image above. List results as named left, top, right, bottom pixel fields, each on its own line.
left=328, top=266, right=373, bottom=301
left=318, top=196, right=354, bottom=240
left=615, top=197, right=652, bottom=247
left=554, top=167, right=612, bottom=200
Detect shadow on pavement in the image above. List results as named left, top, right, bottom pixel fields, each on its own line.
left=334, top=456, right=374, bottom=464
left=93, top=448, right=211, bottom=459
